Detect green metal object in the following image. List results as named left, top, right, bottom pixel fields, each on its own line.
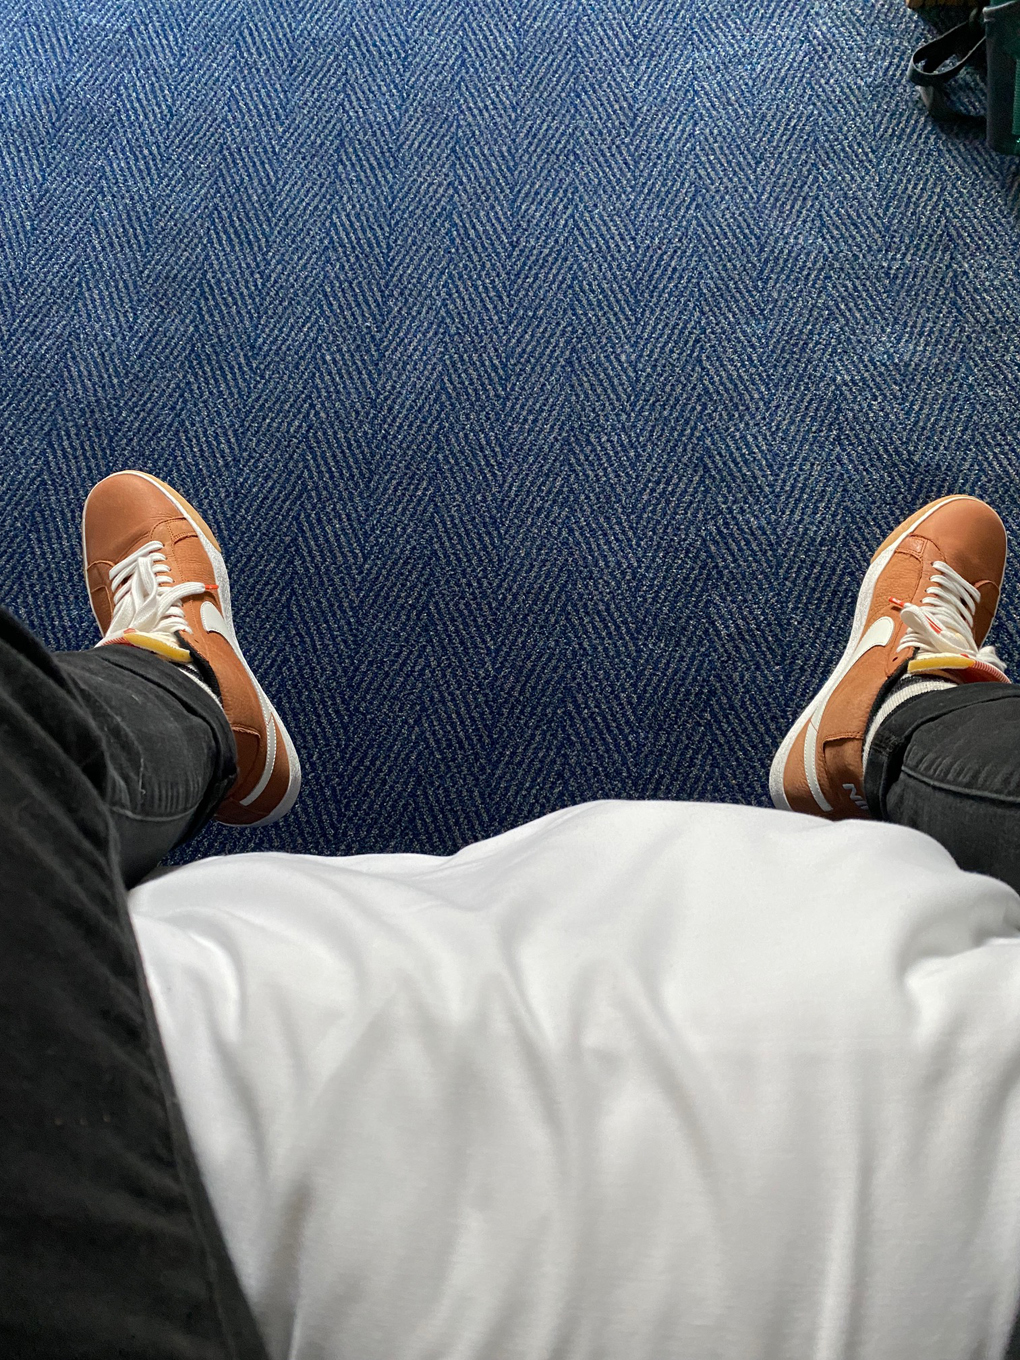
left=908, top=1, right=1020, bottom=153
left=984, top=0, right=1020, bottom=153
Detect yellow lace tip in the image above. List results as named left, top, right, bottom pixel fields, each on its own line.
left=907, top=653, right=975, bottom=674
left=106, top=632, right=192, bottom=664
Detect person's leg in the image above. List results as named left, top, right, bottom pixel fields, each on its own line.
left=771, top=495, right=1010, bottom=822
left=56, top=638, right=237, bottom=889
left=864, top=679, right=1020, bottom=897
left=0, top=463, right=307, bottom=1355
left=0, top=602, right=270, bottom=1358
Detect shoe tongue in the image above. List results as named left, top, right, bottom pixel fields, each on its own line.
left=899, top=602, right=974, bottom=658
left=104, top=630, right=193, bottom=664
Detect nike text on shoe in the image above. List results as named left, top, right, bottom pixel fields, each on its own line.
left=769, top=495, right=1009, bottom=821
left=82, top=471, right=301, bottom=826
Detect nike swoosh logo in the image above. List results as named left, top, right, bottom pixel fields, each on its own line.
left=200, top=597, right=279, bottom=807
left=847, top=614, right=895, bottom=667
left=803, top=613, right=896, bottom=813
left=809, top=616, right=896, bottom=736
left=200, top=599, right=234, bottom=643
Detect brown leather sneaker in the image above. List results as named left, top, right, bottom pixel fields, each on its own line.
left=770, top=495, right=1009, bottom=820
left=82, top=470, right=301, bottom=826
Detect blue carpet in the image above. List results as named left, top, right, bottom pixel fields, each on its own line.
left=2, top=0, right=1020, bottom=862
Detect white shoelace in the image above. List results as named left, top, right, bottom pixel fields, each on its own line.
left=101, top=539, right=207, bottom=645
left=894, top=558, right=1008, bottom=673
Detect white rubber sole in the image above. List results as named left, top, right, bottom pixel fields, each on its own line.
left=768, top=496, right=993, bottom=815
left=82, top=471, right=302, bottom=827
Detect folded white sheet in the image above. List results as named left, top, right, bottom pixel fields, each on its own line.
left=130, top=800, right=1020, bottom=1360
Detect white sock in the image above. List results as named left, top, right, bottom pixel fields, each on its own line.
left=179, top=662, right=222, bottom=707
left=862, top=674, right=955, bottom=777
left=97, top=635, right=223, bottom=706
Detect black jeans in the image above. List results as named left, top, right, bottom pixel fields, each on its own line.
left=865, top=678, right=1020, bottom=899
left=0, top=606, right=268, bottom=1360
left=5, top=601, right=1020, bottom=1359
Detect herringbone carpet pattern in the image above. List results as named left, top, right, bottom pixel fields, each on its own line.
left=2, top=0, right=1020, bottom=862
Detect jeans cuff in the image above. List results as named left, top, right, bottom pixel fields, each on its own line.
left=67, top=645, right=238, bottom=836
left=864, top=680, right=1019, bottom=819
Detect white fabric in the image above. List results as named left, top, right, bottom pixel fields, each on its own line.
left=129, top=800, right=1020, bottom=1360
